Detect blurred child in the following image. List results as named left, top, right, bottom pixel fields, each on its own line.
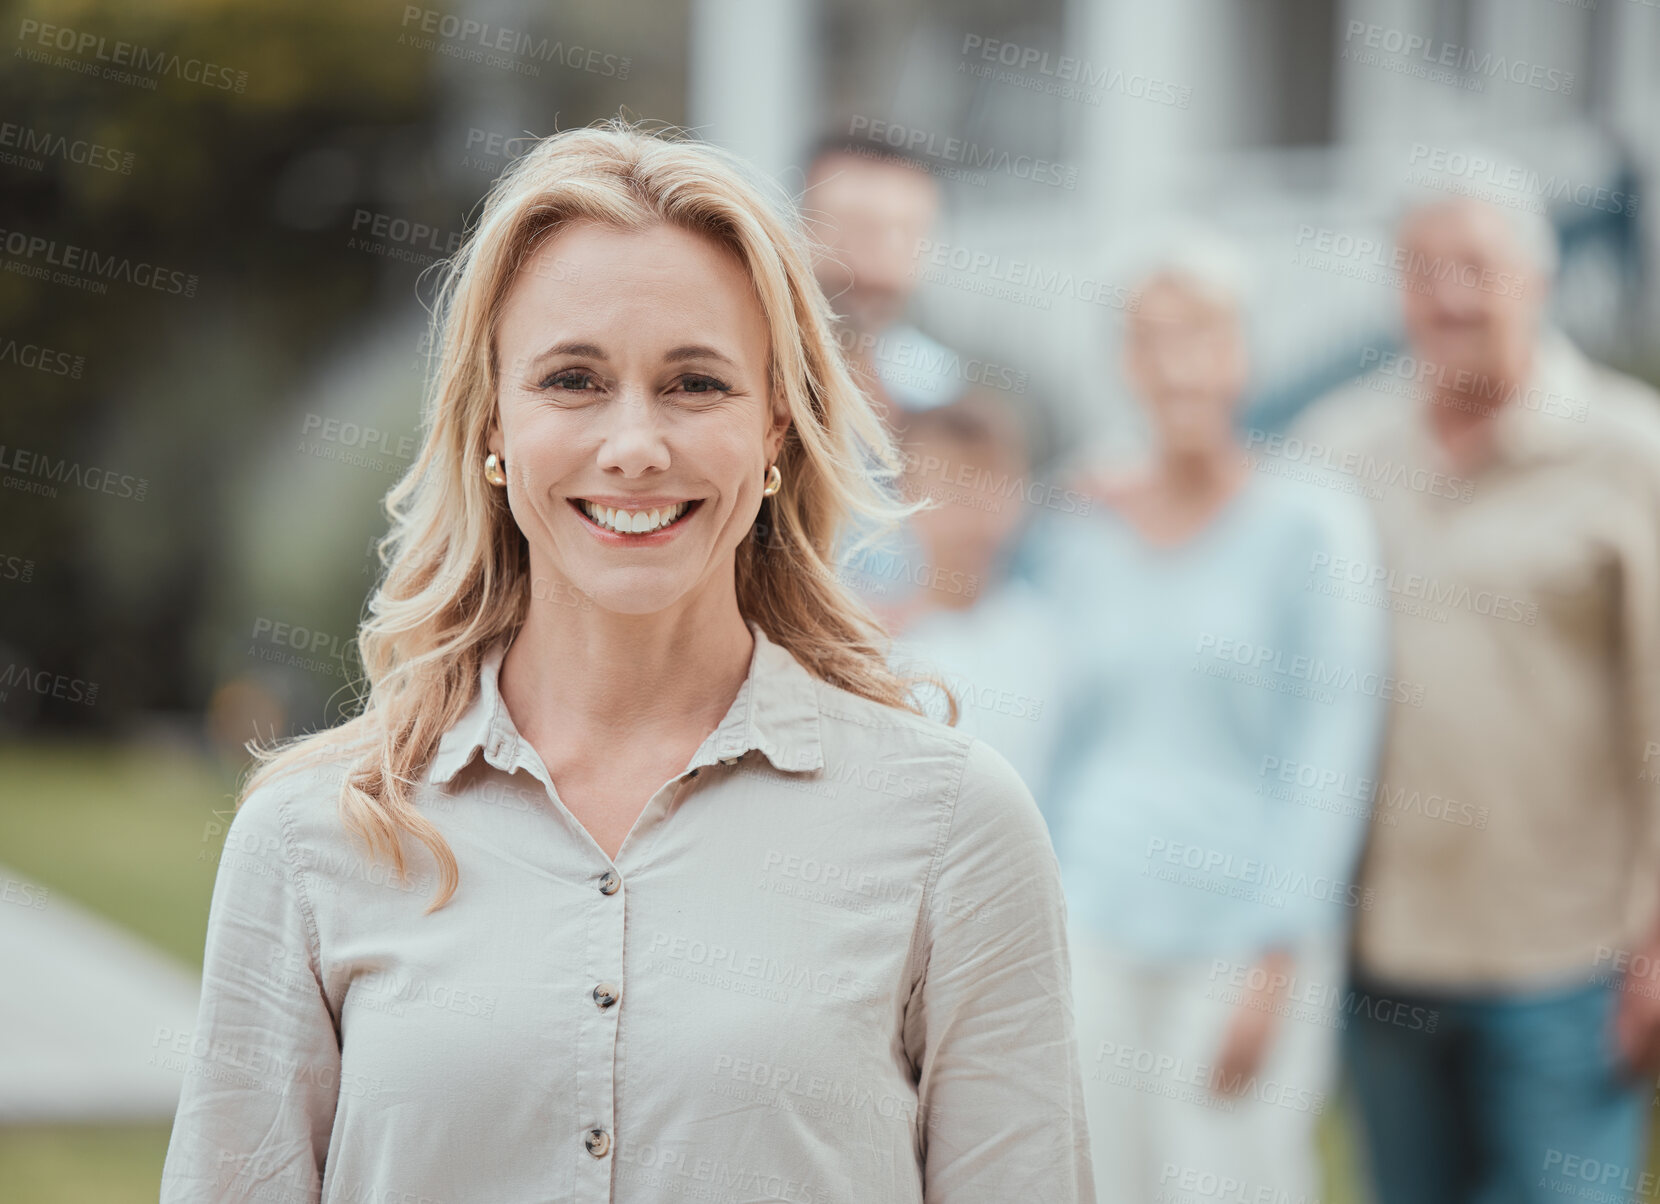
left=884, top=388, right=1068, bottom=808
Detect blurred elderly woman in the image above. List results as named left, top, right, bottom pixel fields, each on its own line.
left=161, top=122, right=1093, bottom=1204
left=1024, top=233, right=1388, bottom=1204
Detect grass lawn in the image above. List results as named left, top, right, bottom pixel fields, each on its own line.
left=0, top=1125, right=176, bottom=1204
left=0, top=739, right=236, bottom=1203
left=0, top=737, right=238, bottom=969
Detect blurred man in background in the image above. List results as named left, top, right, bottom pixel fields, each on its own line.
left=883, top=388, right=1068, bottom=804
left=1025, top=237, right=1387, bottom=1204
left=803, top=137, right=961, bottom=424
left=1296, top=196, right=1660, bottom=1204
left=803, top=136, right=966, bottom=611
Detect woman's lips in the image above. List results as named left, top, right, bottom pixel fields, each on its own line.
left=570, top=497, right=703, bottom=539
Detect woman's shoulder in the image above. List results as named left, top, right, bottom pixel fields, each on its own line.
left=951, top=735, right=1043, bottom=826
left=813, top=681, right=1043, bottom=826
left=813, top=674, right=989, bottom=800
left=925, top=738, right=1060, bottom=920
left=814, top=673, right=978, bottom=758
left=227, top=751, right=356, bottom=854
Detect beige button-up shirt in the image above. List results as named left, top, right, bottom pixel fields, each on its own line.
left=161, top=621, right=1094, bottom=1203
left=1294, top=332, right=1660, bottom=988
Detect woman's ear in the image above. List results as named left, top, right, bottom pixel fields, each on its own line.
left=765, top=402, right=792, bottom=463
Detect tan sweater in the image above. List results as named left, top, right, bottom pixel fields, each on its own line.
left=1293, top=331, right=1660, bottom=989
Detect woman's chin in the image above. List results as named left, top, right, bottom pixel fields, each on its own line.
left=559, top=570, right=700, bottom=618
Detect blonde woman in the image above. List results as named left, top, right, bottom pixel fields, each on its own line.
left=161, top=122, right=1093, bottom=1203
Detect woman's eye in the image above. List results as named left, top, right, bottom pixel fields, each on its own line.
left=539, top=369, right=595, bottom=392
left=678, top=374, right=732, bottom=396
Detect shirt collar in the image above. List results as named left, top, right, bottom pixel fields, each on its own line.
left=426, top=619, right=825, bottom=787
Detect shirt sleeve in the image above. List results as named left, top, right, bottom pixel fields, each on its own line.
left=160, top=777, right=340, bottom=1203
left=1264, top=493, right=1391, bottom=947
left=904, top=737, right=1096, bottom=1203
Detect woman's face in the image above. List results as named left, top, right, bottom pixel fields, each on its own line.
left=1398, top=200, right=1542, bottom=389
left=1124, top=275, right=1246, bottom=458
left=489, top=221, right=788, bottom=616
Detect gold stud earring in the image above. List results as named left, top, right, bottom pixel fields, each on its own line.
left=762, top=463, right=782, bottom=497
left=484, top=452, right=507, bottom=487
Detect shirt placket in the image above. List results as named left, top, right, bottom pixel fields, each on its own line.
left=597, top=757, right=760, bottom=1195
left=606, top=731, right=771, bottom=1198
left=484, top=719, right=627, bottom=1193
left=574, top=841, right=626, bottom=1198
left=487, top=686, right=761, bottom=1199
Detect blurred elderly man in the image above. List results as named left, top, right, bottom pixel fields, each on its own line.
left=1296, top=196, right=1660, bottom=1204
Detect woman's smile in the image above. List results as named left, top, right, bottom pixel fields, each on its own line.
left=569, top=495, right=705, bottom=542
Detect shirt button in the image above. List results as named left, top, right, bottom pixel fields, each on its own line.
left=597, top=870, right=621, bottom=896
left=593, top=981, right=620, bottom=1010
left=584, top=1128, right=611, bottom=1158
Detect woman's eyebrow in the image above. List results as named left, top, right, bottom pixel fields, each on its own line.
left=523, top=343, right=738, bottom=369
left=529, top=340, right=609, bottom=366
left=663, top=344, right=738, bottom=369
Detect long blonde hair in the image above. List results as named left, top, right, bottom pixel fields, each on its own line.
left=241, top=119, right=948, bottom=910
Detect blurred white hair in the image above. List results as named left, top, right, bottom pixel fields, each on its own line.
left=1396, top=142, right=1560, bottom=281
left=1120, top=221, right=1254, bottom=313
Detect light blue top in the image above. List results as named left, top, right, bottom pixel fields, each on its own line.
left=872, top=323, right=968, bottom=412
left=1023, top=471, right=1389, bottom=961
left=836, top=511, right=930, bottom=611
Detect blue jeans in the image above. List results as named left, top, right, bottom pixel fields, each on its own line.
left=1344, top=969, right=1651, bottom=1204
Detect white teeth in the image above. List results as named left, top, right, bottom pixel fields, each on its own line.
left=580, top=500, right=688, bottom=535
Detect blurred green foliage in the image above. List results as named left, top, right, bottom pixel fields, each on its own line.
left=1, top=0, right=434, bottom=728
left=0, top=0, right=685, bottom=733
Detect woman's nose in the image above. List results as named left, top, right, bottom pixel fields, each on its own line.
left=594, top=390, right=672, bottom=475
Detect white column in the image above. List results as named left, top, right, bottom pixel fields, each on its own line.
left=1466, top=0, right=1588, bottom=127
left=1331, top=0, right=1439, bottom=147
left=688, top=0, right=818, bottom=182
left=1064, top=0, right=1216, bottom=232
